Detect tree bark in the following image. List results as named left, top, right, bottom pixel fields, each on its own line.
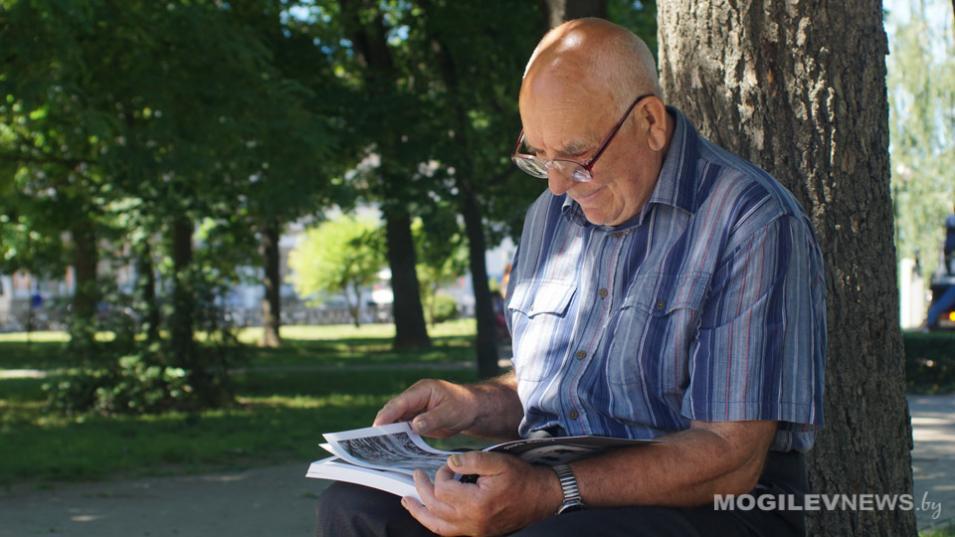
left=459, top=186, right=500, bottom=378
left=259, top=220, right=282, bottom=348
left=384, top=207, right=431, bottom=349
left=69, top=215, right=98, bottom=351
left=540, top=0, right=607, bottom=27
left=659, top=2, right=915, bottom=535
left=136, top=240, right=161, bottom=343
left=171, top=218, right=196, bottom=369
left=349, top=281, right=362, bottom=328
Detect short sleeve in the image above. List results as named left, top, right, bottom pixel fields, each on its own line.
left=681, top=215, right=826, bottom=451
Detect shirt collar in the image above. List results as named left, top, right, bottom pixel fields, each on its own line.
left=560, top=106, right=701, bottom=228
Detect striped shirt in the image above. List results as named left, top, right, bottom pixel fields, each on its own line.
left=505, top=107, right=826, bottom=452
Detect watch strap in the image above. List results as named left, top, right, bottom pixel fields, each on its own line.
left=552, top=463, right=584, bottom=514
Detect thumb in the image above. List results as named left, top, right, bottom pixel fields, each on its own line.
left=447, top=451, right=509, bottom=476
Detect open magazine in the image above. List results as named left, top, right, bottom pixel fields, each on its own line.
left=306, top=422, right=653, bottom=499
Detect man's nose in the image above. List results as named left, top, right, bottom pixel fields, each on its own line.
left=547, top=169, right=574, bottom=196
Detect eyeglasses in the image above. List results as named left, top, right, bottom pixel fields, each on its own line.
left=511, top=93, right=654, bottom=183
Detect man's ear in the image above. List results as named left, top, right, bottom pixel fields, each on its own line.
left=642, top=97, right=668, bottom=152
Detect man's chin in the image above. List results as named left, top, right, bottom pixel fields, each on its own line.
left=581, top=208, right=610, bottom=226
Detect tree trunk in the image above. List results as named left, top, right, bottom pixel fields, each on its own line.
left=339, top=0, right=431, bottom=349
left=540, top=0, right=607, bottom=27
left=171, top=218, right=196, bottom=369
left=384, top=207, right=431, bottom=349
left=659, top=2, right=915, bottom=536
left=460, top=187, right=500, bottom=378
left=136, top=240, right=161, bottom=343
left=350, top=281, right=362, bottom=328
left=422, top=25, right=500, bottom=377
left=69, top=215, right=98, bottom=352
left=260, top=220, right=282, bottom=348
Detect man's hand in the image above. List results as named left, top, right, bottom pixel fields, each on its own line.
left=373, top=379, right=480, bottom=438
left=402, top=452, right=561, bottom=537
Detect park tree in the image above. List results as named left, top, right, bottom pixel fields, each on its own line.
left=658, top=1, right=916, bottom=535
left=412, top=216, right=468, bottom=327
left=0, top=1, right=131, bottom=350
left=332, top=0, right=433, bottom=350
left=2, top=0, right=333, bottom=407
left=288, top=216, right=386, bottom=327
left=225, top=0, right=347, bottom=348
left=414, top=0, right=541, bottom=377
left=887, top=0, right=954, bottom=276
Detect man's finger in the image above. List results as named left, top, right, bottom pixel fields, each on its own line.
left=373, top=386, right=431, bottom=426
left=412, top=469, right=458, bottom=519
left=446, top=451, right=510, bottom=476
left=401, top=496, right=456, bottom=537
left=434, top=464, right=457, bottom=483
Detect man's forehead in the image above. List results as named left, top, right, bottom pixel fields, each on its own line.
left=519, top=89, right=613, bottom=156
left=523, top=134, right=592, bottom=157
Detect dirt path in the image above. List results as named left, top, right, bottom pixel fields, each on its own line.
left=0, top=463, right=329, bottom=537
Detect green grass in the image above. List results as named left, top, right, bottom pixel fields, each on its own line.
left=0, top=321, right=480, bottom=485
left=922, top=523, right=955, bottom=537
left=244, top=320, right=476, bottom=368
left=905, top=331, right=955, bottom=394
left=0, top=319, right=478, bottom=371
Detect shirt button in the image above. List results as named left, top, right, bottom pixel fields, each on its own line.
left=575, top=350, right=587, bottom=360
left=655, top=300, right=666, bottom=311
left=598, top=288, right=609, bottom=299
left=568, top=409, right=579, bottom=420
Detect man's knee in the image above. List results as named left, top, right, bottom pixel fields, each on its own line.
left=511, top=505, right=746, bottom=537
left=315, top=482, right=389, bottom=537
left=315, top=482, right=431, bottom=537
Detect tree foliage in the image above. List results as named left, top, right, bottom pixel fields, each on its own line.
left=887, top=0, right=955, bottom=275
left=413, top=217, right=468, bottom=326
left=288, top=216, right=385, bottom=326
left=0, top=0, right=659, bottom=406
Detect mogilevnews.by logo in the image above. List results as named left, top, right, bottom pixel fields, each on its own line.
left=713, top=492, right=943, bottom=520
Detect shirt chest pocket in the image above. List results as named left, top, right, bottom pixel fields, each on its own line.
left=604, top=272, right=710, bottom=392
left=507, top=279, right=577, bottom=381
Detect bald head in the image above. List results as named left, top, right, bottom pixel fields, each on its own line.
left=516, top=19, right=672, bottom=227
left=520, top=18, right=660, bottom=120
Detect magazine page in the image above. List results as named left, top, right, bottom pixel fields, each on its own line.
left=307, top=457, right=420, bottom=499
left=323, top=422, right=455, bottom=480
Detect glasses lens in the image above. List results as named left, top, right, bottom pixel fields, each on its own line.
left=552, top=160, right=592, bottom=183
left=513, top=156, right=549, bottom=179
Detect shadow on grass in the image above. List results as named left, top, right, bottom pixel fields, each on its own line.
left=248, top=334, right=475, bottom=367
left=0, top=368, right=477, bottom=485
left=0, top=321, right=478, bottom=371
left=0, top=322, right=485, bottom=484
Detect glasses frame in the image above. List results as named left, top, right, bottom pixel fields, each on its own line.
left=511, top=93, right=655, bottom=183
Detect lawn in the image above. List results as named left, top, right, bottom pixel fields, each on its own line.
left=0, top=320, right=480, bottom=486
left=4, top=323, right=950, bottom=487
left=0, top=319, right=478, bottom=371
left=922, top=524, right=955, bottom=537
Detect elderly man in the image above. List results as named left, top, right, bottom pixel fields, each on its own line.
left=316, top=18, right=825, bottom=537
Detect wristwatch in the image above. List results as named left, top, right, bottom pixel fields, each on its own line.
left=552, top=463, right=584, bottom=514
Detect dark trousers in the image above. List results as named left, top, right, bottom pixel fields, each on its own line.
left=315, top=451, right=807, bottom=537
